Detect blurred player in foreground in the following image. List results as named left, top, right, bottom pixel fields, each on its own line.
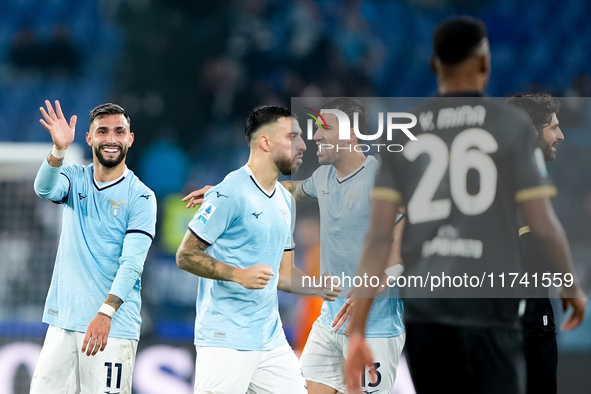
left=508, top=93, right=573, bottom=394
left=285, top=97, right=405, bottom=394
left=31, top=100, right=157, bottom=393
left=345, top=16, right=586, bottom=394
left=176, top=106, right=339, bottom=393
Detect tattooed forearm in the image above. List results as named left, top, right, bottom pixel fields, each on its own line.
left=104, top=294, right=123, bottom=311
left=47, top=153, right=64, bottom=168
left=176, top=231, right=236, bottom=281
left=281, top=180, right=316, bottom=203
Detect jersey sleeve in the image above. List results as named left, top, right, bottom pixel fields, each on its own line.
left=126, top=188, right=157, bottom=240
left=33, top=159, right=72, bottom=204
left=301, top=174, right=318, bottom=198
left=288, top=195, right=296, bottom=250
left=512, top=119, right=557, bottom=203
left=188, top=188, right=238, bottom=246
left=109, top=232, right=153, bottom=301
left=371, top=152, right=403, bottom=204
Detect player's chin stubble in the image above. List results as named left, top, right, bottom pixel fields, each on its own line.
left=275, top=156, right=292, bottom=176
left=94, top=145, right=128, bottom=168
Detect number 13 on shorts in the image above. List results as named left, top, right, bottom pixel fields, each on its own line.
left=361, top=362, right=383, bottom=390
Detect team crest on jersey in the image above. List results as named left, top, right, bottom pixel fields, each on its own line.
left=280, top=208, right=290, bottom=225
left=347, top=193, right=360, bottom=209
left=108, top=200, right=127, bottom=216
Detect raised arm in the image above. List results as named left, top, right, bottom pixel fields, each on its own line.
left=34, top=100, right=77, bottom=201
left=176, top=230, right=274, bottom=289
left=39, top=99, right=77, bottom=167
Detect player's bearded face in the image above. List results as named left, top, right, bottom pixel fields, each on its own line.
left=274, top=151, right=292, bottom=175
left=94, top=143, right=128, bottom=168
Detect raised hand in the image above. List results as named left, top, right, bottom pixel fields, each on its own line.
left=39, top=100, right=77, bottom=150
left=235, top=264, right=274, bottom=289
left=182, top=185, right=213, bottom=208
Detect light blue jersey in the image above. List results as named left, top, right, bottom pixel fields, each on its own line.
left=302, top=156, right=404, bottom=338
left=34, top=160, right=156, bottom=340
left=188, top=165, right=292, bottom=351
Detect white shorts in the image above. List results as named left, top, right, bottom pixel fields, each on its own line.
left=194, top=343, right=307, bottom=394
left=30, top=325, right=138, bottom=394
left=300, top=321, right=405, bottom=394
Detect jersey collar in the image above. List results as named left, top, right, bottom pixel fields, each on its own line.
left=244, top=164, right=276, bottom=198
left=93, top=166, right=129, bottom=191
left=336, top=155, right=375, bottom=184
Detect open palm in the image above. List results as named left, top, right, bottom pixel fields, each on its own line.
left=39, top=99, right=77, bottom=150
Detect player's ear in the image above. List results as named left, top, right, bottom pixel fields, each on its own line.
left=429, top=55, right=438, bottom=75
left=128, top=132, right=134, bottom=147
left=258, top=134, right=271, bottom=152
left=478, top=54, right=488, bottom=74
left=86, top=131, right=92, bottom=147
left=348, top=128, right=356, bottom=145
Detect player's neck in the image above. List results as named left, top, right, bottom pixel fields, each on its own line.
left=437, top=75, right=486, bottom=95
left=334, top=152, right=367, bottom=179
left=246, top=157, right=278, bottom=194
left=93, top=159, right=127, bottom=183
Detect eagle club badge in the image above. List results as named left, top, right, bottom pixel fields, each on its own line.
left=280, top=208, right=290, bottom=226
left=108, top=200, right=127, bottom=216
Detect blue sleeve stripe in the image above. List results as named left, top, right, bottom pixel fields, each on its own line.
left=125, top=229, right=154, bottom=240
left=188, top=228, right=212, bottom=246
left=51, top=173, right=71, bottom=204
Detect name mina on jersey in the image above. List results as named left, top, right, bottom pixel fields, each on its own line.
left=188, top=165, right=292, bottom=351
left=40, top=163, right=156, bottom=340
left=373, top=95, right=557, bottom=329
left=302, top=156, right=405, bottom=338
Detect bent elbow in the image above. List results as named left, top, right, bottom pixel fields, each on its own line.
left=175, top=249, right=188, bottom=271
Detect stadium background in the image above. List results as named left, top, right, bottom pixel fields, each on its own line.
left=0, top=0, right=590, bottom=393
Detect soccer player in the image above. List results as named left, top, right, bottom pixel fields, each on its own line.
left=286, top=97, right=405, bottom=394
left=344, top=16, right=587, bottom=394
left=176, top=106, right=336, bottom=394
left=31, top=100, right=157, bottom=393
left=507, top=93, right=566, bottom=394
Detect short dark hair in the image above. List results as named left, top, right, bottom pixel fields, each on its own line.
left=244, top=105, right=292, bottom=143
left=320, top=97, right=367, bottom=134
left=432, top=16, right=488, bottom=66
left=507, top=93, right=560, bottom=133
left=89, top=103, right=130, bottom=127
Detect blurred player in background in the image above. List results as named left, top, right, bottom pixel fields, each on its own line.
left=345, top=16, right=586, bottom=394
left=507, top=93, right=570, bottom=394
left=176, top=106, right=338, bottom=394
left=285, top=97, right=405, bottom=394
left=31, top=100, right=157, bottom=393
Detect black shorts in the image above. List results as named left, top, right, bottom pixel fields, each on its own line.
left=524, top=334, right=557, bottom=394
left=405, top=322, right=525, bottom=394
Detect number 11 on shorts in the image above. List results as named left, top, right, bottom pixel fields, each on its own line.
left=105, top=362, right=122, bottom=390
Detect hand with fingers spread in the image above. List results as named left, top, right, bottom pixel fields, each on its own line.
left=234, top=264, right=274, bottom=289
left=182, top=185, right=213, bottom=208
left=81, top=314, right=111, bottom=356
left=39, top=100, right=77, bottom=151
left=332, top=288, right=355, bottom=333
